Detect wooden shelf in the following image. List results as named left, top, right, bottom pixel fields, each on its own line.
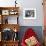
left=0, top=7, right=19, bottom=46
left=0, top=7, right=19, bottom=10
left=0, top=24, right=20, bottom=32
left=2, top=40, right=19, bottom=42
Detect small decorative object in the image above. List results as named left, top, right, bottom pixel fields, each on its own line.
left=14, top=32, right=18, bottom=40
left=2, top=28, right=13, bottom=41
left=13, top=33, right=16, bottom=41
left=2, top=10, right=9, bottom=15
left=0, top=32, right=1, bottom=41
left=23, top=8, right=36, bottom=19
left=5, top=18, right=8, bottom=24
left=14, top=28, right=17, bottom=32
left=0, top=15, right=1, bottom=24
left=10, top=10, right=14, bottom=15
left=15, top=0, right=17, bottom=7
left=10, top=12, right=14, bottom=15
left=9, top=10, right=18, bottom=15
left=0, top=10, right=2, bottom=14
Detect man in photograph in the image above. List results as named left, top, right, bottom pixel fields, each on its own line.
left=25, top=10, right=34, bottom=17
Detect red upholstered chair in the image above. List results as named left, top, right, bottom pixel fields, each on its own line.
left=21, top=28, right=41, bottom=46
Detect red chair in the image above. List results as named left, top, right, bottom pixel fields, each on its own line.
left=21, top=28, right=41, bottom=46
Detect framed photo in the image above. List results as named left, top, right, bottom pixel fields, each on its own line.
left=2, top=10, right=9, bottom=15
left=23, top=8, right=36, bottom=19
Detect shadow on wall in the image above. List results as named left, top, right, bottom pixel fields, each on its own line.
left=18, top=26, right=43, bottom=44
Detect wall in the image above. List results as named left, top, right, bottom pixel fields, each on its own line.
left=0, top=0, right=44, bottom=26
left=0, top=0, right=15, bottom=7
left=17, top=0, right=44, bottom=26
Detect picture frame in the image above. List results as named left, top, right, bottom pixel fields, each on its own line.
left=23, top=8, right=36, bottom=19
left=2, top=10, right=9, bottom=15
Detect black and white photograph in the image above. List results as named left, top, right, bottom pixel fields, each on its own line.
left=23, top=8, right=36, bottom=19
